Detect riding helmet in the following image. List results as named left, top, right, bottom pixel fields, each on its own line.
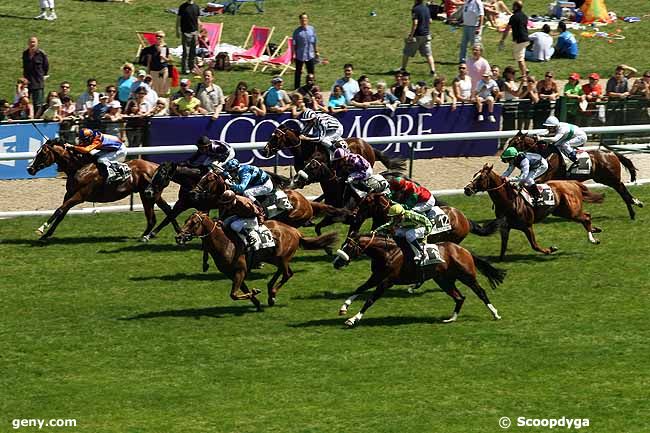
left=501, top=147, right=519, bottom=161
left=387, top=204, right=405, bottom=217
left=332, top=147, right=348, bottom=161
left=543, top=115, right=560, bottom=128
left=223, top=159, right=240, bottom=172
left=197, top=136, right=211, bottom=148
left=300, top=108, right=317, bottom=122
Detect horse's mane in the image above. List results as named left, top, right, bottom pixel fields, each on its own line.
left=359, top=233, right=398, bottom=249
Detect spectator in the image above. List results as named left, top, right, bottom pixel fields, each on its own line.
left=225, top=81, right=250, bottom=114
left=413, top=81, right=434, bottom=108
left=290, top=92, right=308, bottom=118
left=105, top=85, right=119, bottom=105
left=499, top=1, right=528, bottom=79
left=171, top=78, right=191, bottom=101
left=22, top=36, right=49, bottom=111
left=36, top=90, right=59, bottom=118
left=606, top=66, right=630, bottom=100
left=473, top=72, right=498, bottom=122
left=564, top=73, right=584, bottom=100
left=103, top=100, right=124, bottom=138
left=375, top=81, right=400, bottom=112
left=351, top=81, right=382, bottom=108
left=390, top=70, right=404, bottom=95
left=150, top=98, right=170, bottom=117
left=40, top=97, right=62, bottom=122
left=554, top=21, right=578, bottom=59
left=401, top=0, right=436, bottom=75
left=171, top=87, right=206, bottom=116
left=59, top=81, right=72, bottom=100
left=196, top=69, right=224, bottom=119
left=124, top=86, right=152, bottom=148
left=91, top=93, right=110, bottom=124
left=196, top=27, right=211, bottom=58
left=526, top=24, right=554, bottom=62
left=75, top=78, right=100, bottom=116
left=630, top=71, right=650, bottom=100
left=501, top=66, right=522, bottom=101
left=292, top=13, right=319, bottom=90
left=14, top=78, right=29, bottom=104
left=492, top=65, right=504, bottom=99
left=582, top=73, right=603, bottom=103
left=466, top=45, right=491, bottom=88
left=247, top=88, right=266, bottom=117
left=35, top=0, right=57, bottom=21
left=332, top=64, right=359, bottom=104
left=145, top=31, right=171, bottom=96
left=60, top=96, right=75, bottom=118
left=125, top=86, right=153, bottom=117
left=297, top=73, right=325, bottom=111
left=176, top=0, right=201, bottom=74
left=0, top=100, right=11, bottom=122
left=129, top=69, right=149, bottom=99
left=9, top=96, right=34, bottom=120
left=459, top=0, right=484, bottom=64
left=328, top=84, right=348, bottom=114
left=484, top=0, right=511, bottom=27
left=142, top=75, right=159, bottom=107
left=517, top=75, right=539, bottom=129
left=453, top=63, right=474, bottom=103
left=537, top=71, right=559, bottom=101
left=432, top=76, right=457, bottom=109
left=394, top=71, right=417, bottom=104
left=263, top=76, right=291, bottom=113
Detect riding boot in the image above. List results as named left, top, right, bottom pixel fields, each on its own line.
left=97, top=164, right=109, bottom=183
left=526, top=184, right=542, bottom=205
left=409, top=239, right=425, bottom=265
left=567, top=151, right=579, bottom=172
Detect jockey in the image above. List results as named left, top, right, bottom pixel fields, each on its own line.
left=501, top=147, right=549, bottom=203
left=218, top=190, right=266, bottom=250
left=67, top=128, right=127, bottom=184
left=374, top=203, right=433, bottom=264
left=331, top=148, right=373, bottom=191
left=388, top=176, right=436, bottom=216
left=222, top=159, right=274, bottom=202
left=542, top=115, right=587, bottom=167
left=298, top=108, right=346, bottom=153
left=183, top=135, right=235, bottom=172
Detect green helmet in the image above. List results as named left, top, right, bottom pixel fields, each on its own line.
left=501, top=147, right=519, bottom=161
left=387, top=204, right=405, bottom=217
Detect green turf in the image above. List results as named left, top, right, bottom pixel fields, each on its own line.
left=1, top=185, right=649, bottom=432
left=2, top=1, right=649, bottom=101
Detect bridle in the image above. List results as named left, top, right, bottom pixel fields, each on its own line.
left=181, top=212, right=218, bottom=240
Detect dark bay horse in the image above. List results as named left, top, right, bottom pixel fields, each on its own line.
left=176, top=211, right=338, bottom=308
left=347, top=192, right=501, bottom=244
left=464, top=164, right=605, bottom=260
left=26, top=138, right=173, bottom=241
left=508, top=131, right=643, bottom=219
left=262, top=123, right=406, bottom=171
left=332, top=233, right=505, bottom=326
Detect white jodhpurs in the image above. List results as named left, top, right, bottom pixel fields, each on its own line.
left=224, top=216, right=259, bottom=233
left=412, top=196, right=436, bottom=215
left=95, top=145, right=127, bottom=165
left=395, top=227, right=427, bottom=242
left=556, top=133, right=587, bottom=158
left=40, top=0, right=55, bottom=8
left=243, top=177, right=274, bottom=200
left=320, top=124, right=344, bottom=150
left=521, top=159, right=549, bottom=186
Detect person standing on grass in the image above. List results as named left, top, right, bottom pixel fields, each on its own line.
left=401, top=0, right=436, bottom=76
left=35, top=0, right=57, bottom=21
left=458, top=0, right=484, bottom=64
left=22, top=36, right=49, bottom=112
left=292, top=13, right=319, bottom=90
left=176, top=0, right=201, bottom=75
left=499, top=1, right=528, bottom=79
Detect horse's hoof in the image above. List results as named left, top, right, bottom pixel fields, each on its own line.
left=442, top=316, right=457, bottom=324
left=344, top=318, right=357, bottom=327
left=592, top=227, right=602, bottom=233
left=268, top=297, right=276, bottom=307
left=338, top=308, right=348, bottom=316
left=633, top=198, right=644, bottom=208
left=140, top=235, right=150, bottom=243
left=251, top=288, right=262, bottom=296
left=549, top=246, right=559, bottom=253
left=35, top=229, right=44, bottom=236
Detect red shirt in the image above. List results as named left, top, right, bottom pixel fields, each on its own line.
left=581, top=83, right=603, bottom=101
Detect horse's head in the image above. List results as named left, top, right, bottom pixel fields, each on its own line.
left=332, top=231, right=364, bottom=269
left=264, top=124, right=300, bottom=157
left=144, top=161, right=176, bottom=199
left=26, top=138, right=64, bottom=175
left=175, top=211, right=216, bottom=245
left=508, top=130, right=540, bottom=152
left=293, top=158, right=333, bottom=188
left=190, top=170, right=226, bottom=202
left=464, top=163, right=498, bottom=196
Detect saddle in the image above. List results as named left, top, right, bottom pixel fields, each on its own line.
left=560, top=150, right=591, bottom=176
left=258, top=190, right=293, bottom=218
left=519, top=184, right=555, bottom=207
left=396, top=238, right=445, bottom=268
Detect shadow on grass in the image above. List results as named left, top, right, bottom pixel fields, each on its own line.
left=288, top=314, right=472, bottom=328
left=97, top=242, right=200, bottom=254
left=120, top=304, right=261, bottom=320
left=130, top=271, right=269, bottom=282
left=291, top=287, right=440, bottom=301
left=0, top=14, right=34, bottom=20
left=1, top=236, right=130, bottom=246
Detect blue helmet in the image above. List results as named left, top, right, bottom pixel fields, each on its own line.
left=79, top=128, right=99, bottom=143
left=223, top=159, right=240, bottom=172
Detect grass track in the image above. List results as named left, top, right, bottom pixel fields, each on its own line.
left=1, top=186, right=649, bottom=432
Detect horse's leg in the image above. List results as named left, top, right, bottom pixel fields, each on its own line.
left=315, top=215, right=335, bottom=254
left=345, top=280, right=392, bottom=327
left=145, top=200, right=186, bottom=241
left=499, top=222, right=511, bottom=261
left=37, top=191, right=85, bottom=240
left=139, top=195, right=158, bottom=240
left=268, top=259, right=294, bottom=306
left=240, top=281, right=262, bottom=311
left=437, top=280, right=466, bottom=323
left=611, top=181, right=639, bottom=220
left=575, top=211, right=601, bottom=244
left=457, top=274, right=501, bottom=320
left=230, top=268, right=254, bottom=301
left=339, top=273, right=383, bottom=316
left=522, top=226, right=556, bottom=255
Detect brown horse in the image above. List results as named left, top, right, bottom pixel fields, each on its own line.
left=347, top=192, right=501, bottom=244
left=332, top=233, right=505, bottom=326
left=464, top=164, right=605, bottom=260
left=508, top=131, right=643, bottom=219
left=262, top=123, right=406, bottom=171
left=26, top=138, right=173, bottom=241
left=175, top=211, right=338, bottom=308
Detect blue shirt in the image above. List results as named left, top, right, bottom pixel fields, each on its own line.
left=117, top=76, right=136, bottom=103
left=292, top=25, right=317, bottom=62
left=412, top=3, right=431, bottom=36
left=231, top=165, right=270, bottom=194
left=328, top=94, right=347, bottom=108
left=333, top=78, right=360, bottom=104
left=264, top=86, right=287, bottom=108
left=556, top=31, right=578, bottom=58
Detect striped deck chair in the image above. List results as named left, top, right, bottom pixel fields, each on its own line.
left=232, top=25, right=275, bottom=62
left=258, top=36, right=295, bottom=76
left=201, top=22, right=223, bottom=57
left=135, top=31, right=158, bottom=60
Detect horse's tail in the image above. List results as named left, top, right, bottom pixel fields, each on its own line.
left=469, top=218, right=501, bottom=237
left=472, top=254, right=507, bottom=290
left=309, top=201, right=351, bottom=221
left=613, top=151, right=637, bottom=183
left=373, top=148, right=407, bottom=172
left=578, top=183, right=605, bottom=204
left=265, top=171, right=292, bottom=189
left=299, top=232, right=338, bottom=250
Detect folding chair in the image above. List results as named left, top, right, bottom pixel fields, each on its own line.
left=232, top=25, right=275, bottom=62
left=259, top=36, right=295, bottom=76
left=135, top=31, right=158, bottom=60
left=201, top=22, right=223, bottom=57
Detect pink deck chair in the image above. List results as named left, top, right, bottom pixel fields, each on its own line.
left=135, top=31, right=158, bottom=59
left=232, top=25, right=275, bottom=62
left=201, top=22, right=223, bottom=57
left=258, top=36, right=295, bottom=76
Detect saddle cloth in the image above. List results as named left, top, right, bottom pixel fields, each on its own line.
left=426, top=206, right=452, bottom=235
left=260, top=190, right=293, bottom=218
left=561, top=150, right=591, bottom=176
left=238, top=224, right=276, bottom=251
left=108, top=162, right=132, bottom=183
left=520, top=184, right=555, bottom=207
left=421, top=243, right=445, bottom=266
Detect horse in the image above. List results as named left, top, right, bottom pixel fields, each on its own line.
left=262, top=123, right=406, bottom=171
left=464, top=164, right=605, bottom=260
left=332, top=232, right=505, bottom=326
left=175, top=211, right=338, bottom=308
left=508, top=130, right=643, bottom=219
left=347, top=192, right=501, bottom=244
left=141, top=161, right=209, bottom=241
left=26, top=138, right=174, bottom=241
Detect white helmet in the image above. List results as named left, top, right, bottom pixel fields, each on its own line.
left=543, top=115, right=560, bottom=128
left=300, top=108, right=317, bottom=122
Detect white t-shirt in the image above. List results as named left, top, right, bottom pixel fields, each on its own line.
left=475, top=79, right=499, bottom=98
left=462, top=0, right=485, bottom=27
left=455, top=75, right=473, bottom=100
left=528, top=32, right=554, bottom=61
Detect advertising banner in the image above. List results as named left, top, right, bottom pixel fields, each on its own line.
left=0, top=122, right=60, bottom=180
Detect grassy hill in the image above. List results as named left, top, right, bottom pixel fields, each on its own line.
left=2, top=0, right=649, bottom=101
